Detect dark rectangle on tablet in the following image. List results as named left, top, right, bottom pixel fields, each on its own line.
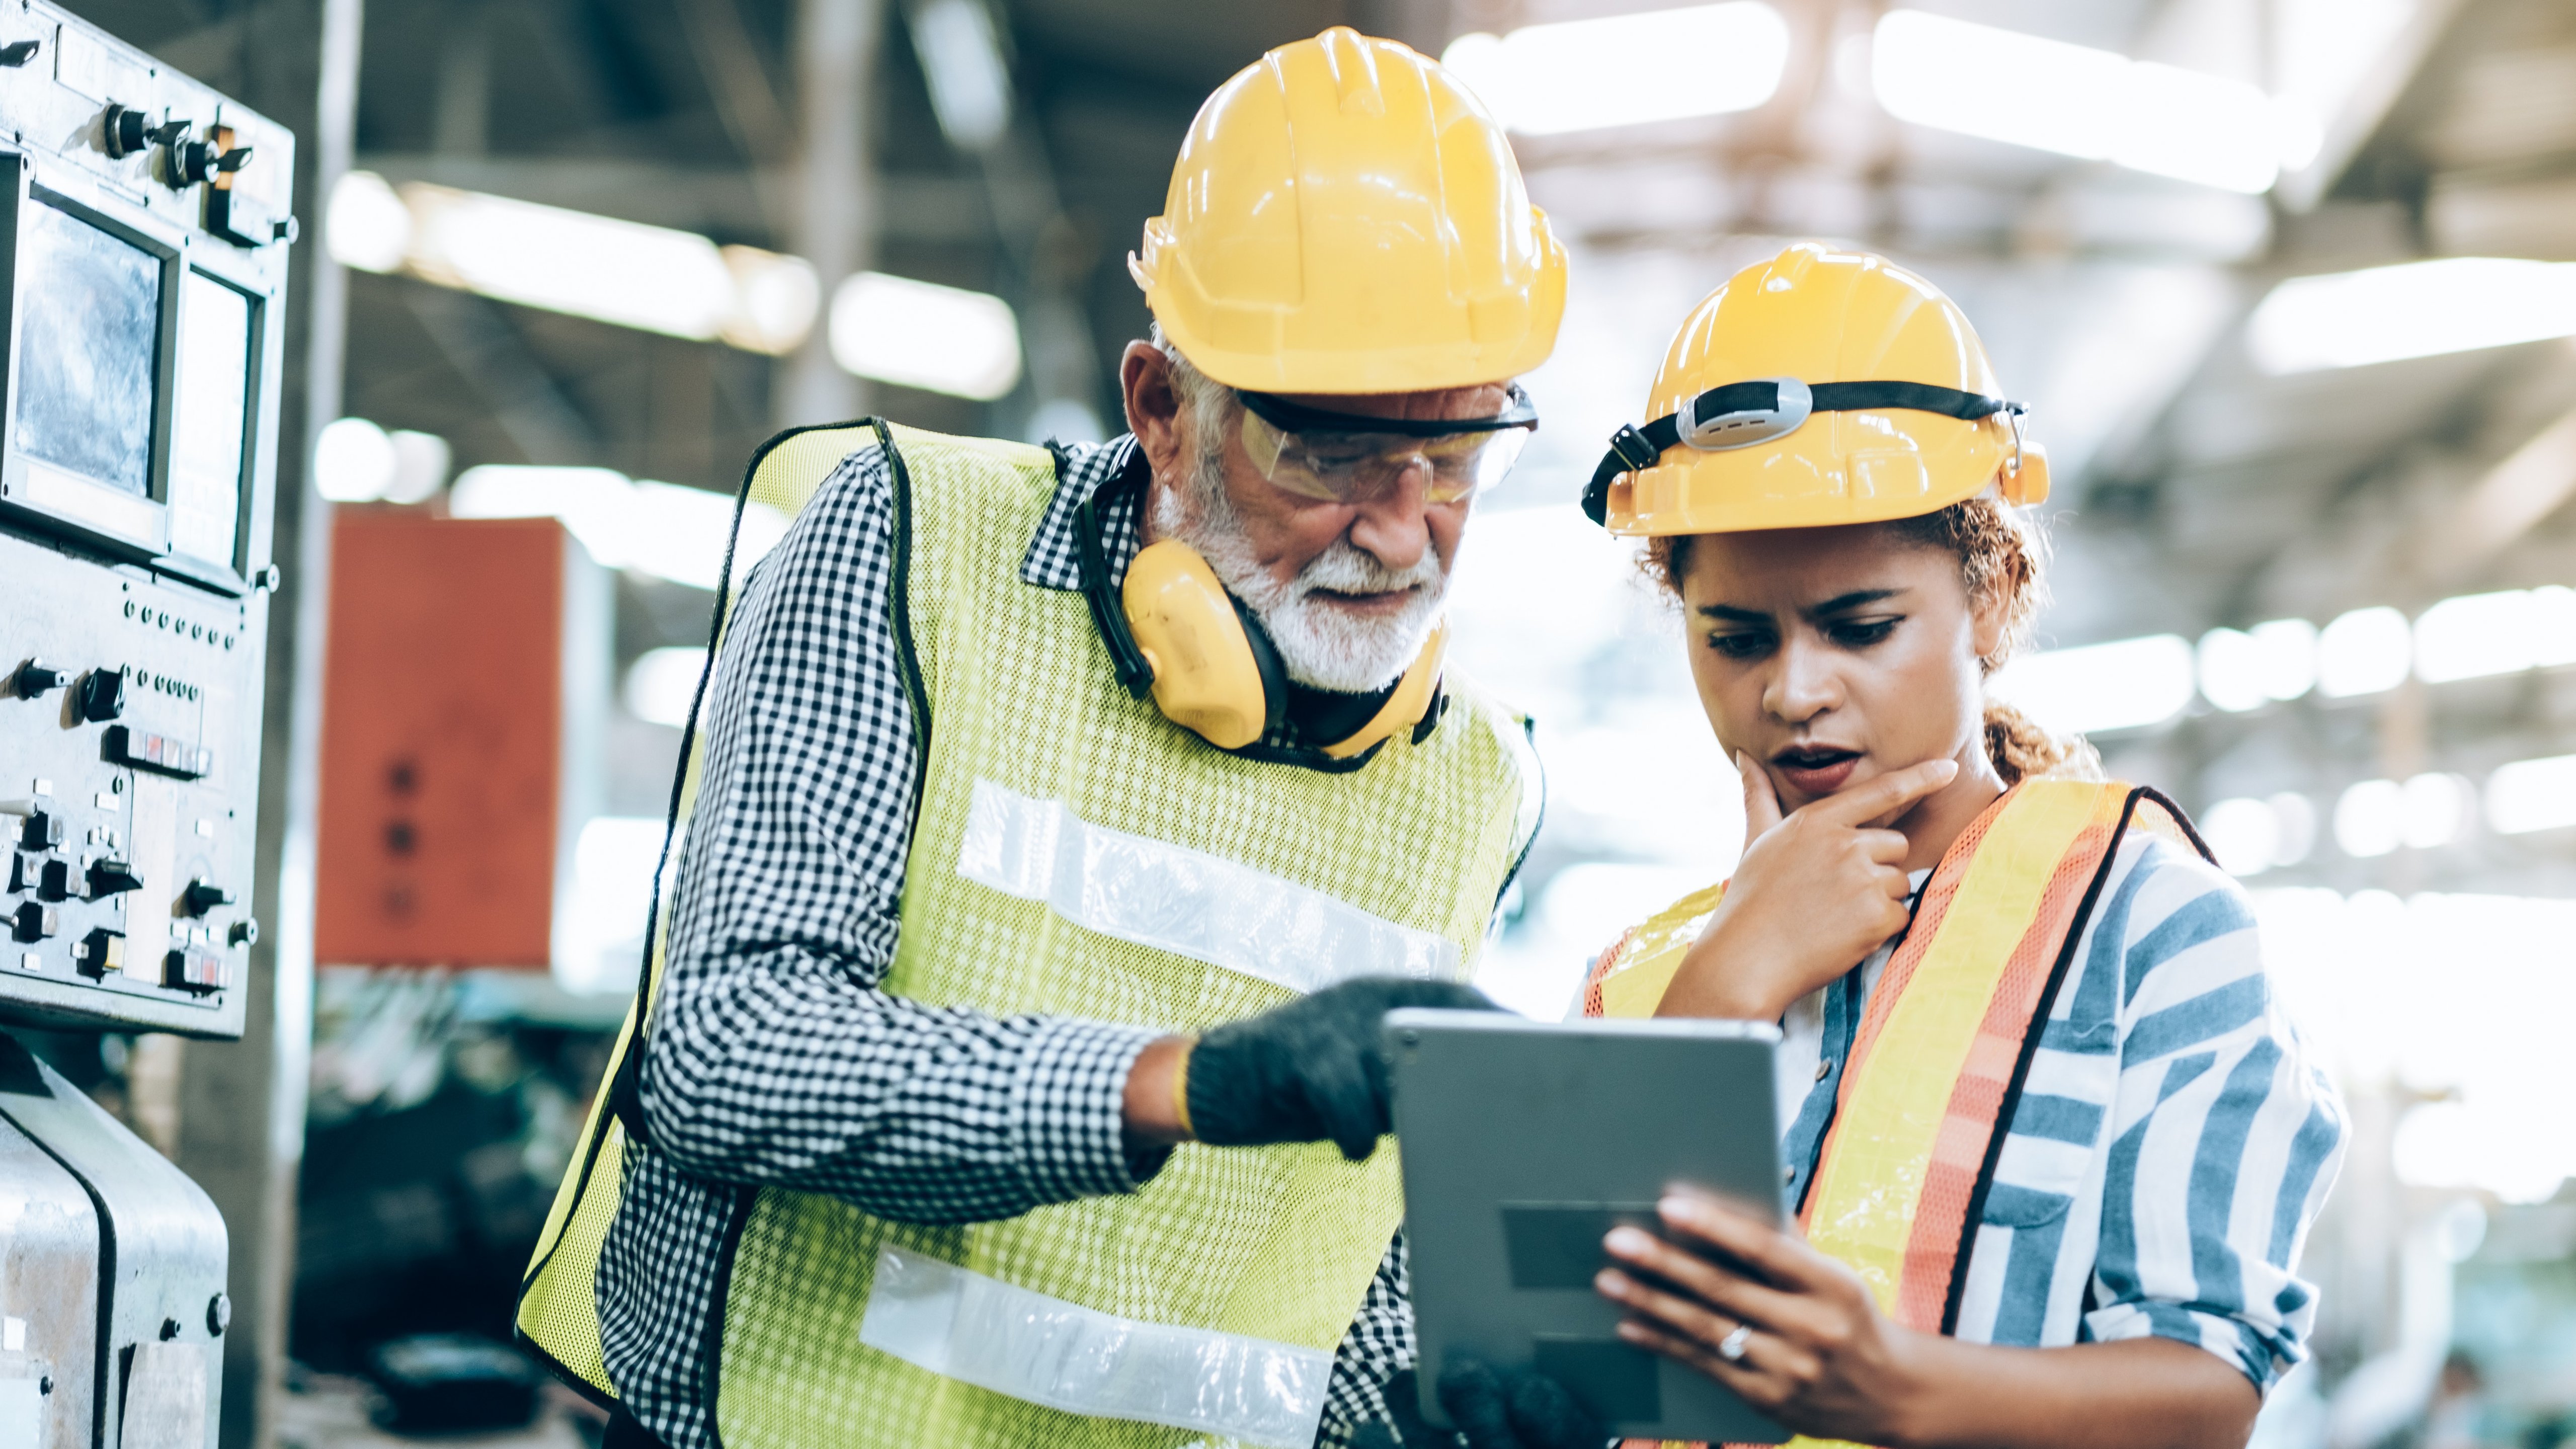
left=1501, top=1203, right=1658, bottom=1290
left=1532, top=1336, right=1662, bottom=1422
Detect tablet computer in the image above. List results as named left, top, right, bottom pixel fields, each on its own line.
left=1385, top=1007, right=1789, bottom=1445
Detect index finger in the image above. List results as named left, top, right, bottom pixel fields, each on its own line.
left=1799, top=757, right=1959, bottom=830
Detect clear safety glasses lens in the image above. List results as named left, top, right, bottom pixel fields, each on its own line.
left=1238, top=410, right=1534, bottom=505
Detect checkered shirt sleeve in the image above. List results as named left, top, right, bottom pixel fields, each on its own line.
left=597, top=435, right=1419, bottom=1449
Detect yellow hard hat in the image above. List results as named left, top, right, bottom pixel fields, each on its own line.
left=1130, top=27, right=1567, bottom=394
left=1583, top=242, right=2048, bottom=535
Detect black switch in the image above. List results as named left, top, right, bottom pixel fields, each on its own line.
left=229, top=918, right=259, bottom=948
left=184, top=880, right=234, bottom=916
left=76, top=929, right=123, bottom=976
left=17, top=811, right=62, bottom=850
left=103, top=104, right=151, bottom=159
left=0, top=40, right=40, bottom=67
left=87, top=859, right=142, bottom=898
left=5, top=854, right=29, bottom=894
left=36, top=858, right=69, bottom=903
left=77, top=669, right=123, bottom=722
left=11, top=661, right=62, bottom=697
left=10, top=902, right=56, bottom=943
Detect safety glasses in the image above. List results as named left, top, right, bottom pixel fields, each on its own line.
left=1235, top=386, right=1539, bottom=506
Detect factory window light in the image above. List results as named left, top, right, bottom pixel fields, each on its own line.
left=449, top=465, right=791, bottom=592
left=911, top=0, right=1012, bottom=151
left=2197, top=618, right=2317, bottom=712
left=321, top=174, right=821, bottom=356
left=830, top=271, right=1023, bottom=401
left=2414, top=589, right=2545, bottom=683
left=623, top=647, right=709, bottom=729
left=1440, top=3, right=1791, bottom=137
left=2485, top=754, right=2576, bottom=835
left=2314, top=606, right=2411, bottom=697
left=2334, top=778, right=2403, bottom=858
left=1988, top=633, right=2194, bottom=736
left=1868, top=10, right=2290, bottom=193
left=313, top=417, right=398, bottom=503
left=2246, top=257, right=2576, bottom=374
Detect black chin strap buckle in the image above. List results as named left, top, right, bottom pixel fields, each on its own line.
left=1607, top=424, right=1661, bottom=474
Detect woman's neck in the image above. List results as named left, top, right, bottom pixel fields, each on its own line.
left=1893, top=741, right=2010, bottom=874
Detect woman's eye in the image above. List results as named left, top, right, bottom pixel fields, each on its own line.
left=1830, top=618, right=1901, bottom=647
left=1707, top=631, right=1773, bottom=660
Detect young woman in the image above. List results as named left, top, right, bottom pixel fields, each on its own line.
left=1371, top=245, right=2347, bottom=1449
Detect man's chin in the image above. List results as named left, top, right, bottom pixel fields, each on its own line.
left=1268, top=604, right=1436, bottom=694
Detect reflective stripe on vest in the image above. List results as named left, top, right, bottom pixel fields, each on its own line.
left=1582, top=780, right=2192, bottom=1449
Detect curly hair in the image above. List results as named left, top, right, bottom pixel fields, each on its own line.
left=1642, top=497, right=2101, bottom=786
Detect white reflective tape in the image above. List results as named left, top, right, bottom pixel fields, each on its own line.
left=858, top=1247, right=1331, bottom=1447
left=956, top=779, right=1459, bottom=991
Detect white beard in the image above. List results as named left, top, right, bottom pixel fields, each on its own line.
left=1153, top=477, right=1449, bottom=694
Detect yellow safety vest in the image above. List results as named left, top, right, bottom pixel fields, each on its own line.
left=1580, top=779, right=2204, bottom=1449
left=516, top=421, right=1539, bottom=1449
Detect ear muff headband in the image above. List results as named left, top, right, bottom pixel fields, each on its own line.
left=1074, top=472, right=1439, bottom=758
left=1581, top=378, right=2024, bottom=526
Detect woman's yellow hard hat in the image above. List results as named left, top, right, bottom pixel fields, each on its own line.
left=1585, top=243, right=2049, bottom=535
left=1130, top=27, right=1568, bottom=395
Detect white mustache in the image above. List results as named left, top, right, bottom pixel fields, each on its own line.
left=1291, top=541, right=1443, bottom=597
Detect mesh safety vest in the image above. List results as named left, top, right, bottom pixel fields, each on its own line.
left=1578, top=779, right=2205, bottom=1449
left=516, top=421, right=1539, bottom=1449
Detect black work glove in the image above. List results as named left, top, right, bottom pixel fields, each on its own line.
left=1348, top=1361, right=1607, bottom=1449
left=1186, top=976, right=1497, bottom=1161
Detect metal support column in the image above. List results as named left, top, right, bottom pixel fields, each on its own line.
left=172, top=1, right=363, bottom=1443
left=777, top=0, right=883, bottom=427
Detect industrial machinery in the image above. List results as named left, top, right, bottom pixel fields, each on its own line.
left=0, top=6, right=293, bottom=1444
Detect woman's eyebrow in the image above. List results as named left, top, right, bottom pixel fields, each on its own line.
left=1807, top=588, right=1907, bottom=617
left=1693, top=603, right=1774, bottom=623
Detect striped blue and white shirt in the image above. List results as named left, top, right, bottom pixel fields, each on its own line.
left=1773, top=831, right=2347, bottom=1389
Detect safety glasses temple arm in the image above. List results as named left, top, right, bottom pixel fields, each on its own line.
left=1235, top=383, right=1540, bottom=438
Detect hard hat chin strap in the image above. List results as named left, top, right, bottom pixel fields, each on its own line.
left=1582, top=378, right=2024, bottom=526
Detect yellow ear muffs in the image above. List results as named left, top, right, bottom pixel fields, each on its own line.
left=1121, top=539, right=1283, bottom=750
left=1318, top=623, right=1446, bottom=760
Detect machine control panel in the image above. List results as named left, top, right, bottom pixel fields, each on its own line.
left=0, top=4, right=292, bottom=1039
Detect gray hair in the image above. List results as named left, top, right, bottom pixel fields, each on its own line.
left=1151, top=324, right=1235, bottom=509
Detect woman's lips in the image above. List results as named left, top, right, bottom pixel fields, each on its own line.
left=1773, top=750, right=1860, bottom=796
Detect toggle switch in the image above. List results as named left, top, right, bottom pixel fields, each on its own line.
left=11, top=661, right=62, bottom=697
left=86, top=858, right=141, bottom=898
left=77, top=669, right=124, bottom=722
left=165, top=946, right=224, bottom=993
left=184, top=880, right=234, bottom=916
left=10, top=902, right=57, bottom=943
left=230, top=917, right=259, bottom=948
left=16, top=811, right=62, bottom=851
left=76, top=929, right=123, bottom=976
left=35, top=859, right=70, bottom=903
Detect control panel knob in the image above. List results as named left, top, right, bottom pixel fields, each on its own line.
left=184, top=880, right=234, bottom=916
left=76, top=669, right=123, bottom=722
left=11, top=661, right=62, bottom=697
left=230, top=918, right=259, bottom=948
left=86, top=859, right=142, bottom=898
left=103, top=103, right=149, bottom=158
left=16, top=811, right=62, bottom=850
left=10, top=902, right=56, bottom=943
left=76, top=929, right=123, bottom=976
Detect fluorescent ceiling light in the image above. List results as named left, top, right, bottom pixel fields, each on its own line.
left=2200, top=796, right=2281, bottom=876
left=2314, top=606, right=2410, bottom=697
left=1869, top=10, right=2290, bottom=193
left=1989, top=633, right=2193, bottom=736
left=911, top=0, right=1011, bottom=151
left=313, top=417, right=398, bottom=503
left=2196, top=618, right=2317, bottom=712
left=1441, top=3, right=1790, bottom=137
left=622, top=647, right=709, bottom=729
left=2401, top=773, right=2473, bottom=849
left=2334, top=778, right=2403, bottom=858
left=449, top=465, right=791, bottom=591
left=2410, top=588, right=2576, bottom=683
left=2248, top=258, right=2576, bottom=374
left=2485, top=754, right=2576, bottom=835
left=383, top=430, right=452, bottom=506
left=323, top=174, right=820, bottom=356
left=830, top=271, right=1022, bottom=400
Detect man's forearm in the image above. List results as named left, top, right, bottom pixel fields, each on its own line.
left=1887, top=1335, right=2259, bottom=1449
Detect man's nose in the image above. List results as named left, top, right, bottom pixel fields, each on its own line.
left=1346, top=459, right=1433, bottom=572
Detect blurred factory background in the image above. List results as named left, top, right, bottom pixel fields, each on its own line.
left=56, top=0, right=2576, bottom=1442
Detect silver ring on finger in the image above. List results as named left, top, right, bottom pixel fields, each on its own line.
left=1718, top=1323, right=1753, bottom=1363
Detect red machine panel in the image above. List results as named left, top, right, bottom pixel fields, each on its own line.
left=315, top=511, right=585, bottom=969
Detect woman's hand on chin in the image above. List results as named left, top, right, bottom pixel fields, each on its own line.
left=1657, top=753, right=1956, bottom=1022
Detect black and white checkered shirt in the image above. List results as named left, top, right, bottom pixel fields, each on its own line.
left=595, top=434, right=1417, bottom=1448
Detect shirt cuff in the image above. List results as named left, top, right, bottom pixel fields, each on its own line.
left=2083, top=1299, right=2298, bottom=1394
left=1010, top=1018, right=1171, bottom=1204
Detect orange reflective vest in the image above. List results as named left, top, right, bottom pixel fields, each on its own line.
left=1578, top=779, right=2208, bottom=1449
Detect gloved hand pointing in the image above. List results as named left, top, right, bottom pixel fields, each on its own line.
left=1184, top=977, right=1497, bottom=1161
left=1350, top=1361, right=1607, bottom=1449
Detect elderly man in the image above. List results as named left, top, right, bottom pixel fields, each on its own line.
left=521, top=26, right=1568, bottom=1449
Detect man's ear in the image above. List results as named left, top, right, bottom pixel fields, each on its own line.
left=1121, top=341, right=1185, bottom=481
